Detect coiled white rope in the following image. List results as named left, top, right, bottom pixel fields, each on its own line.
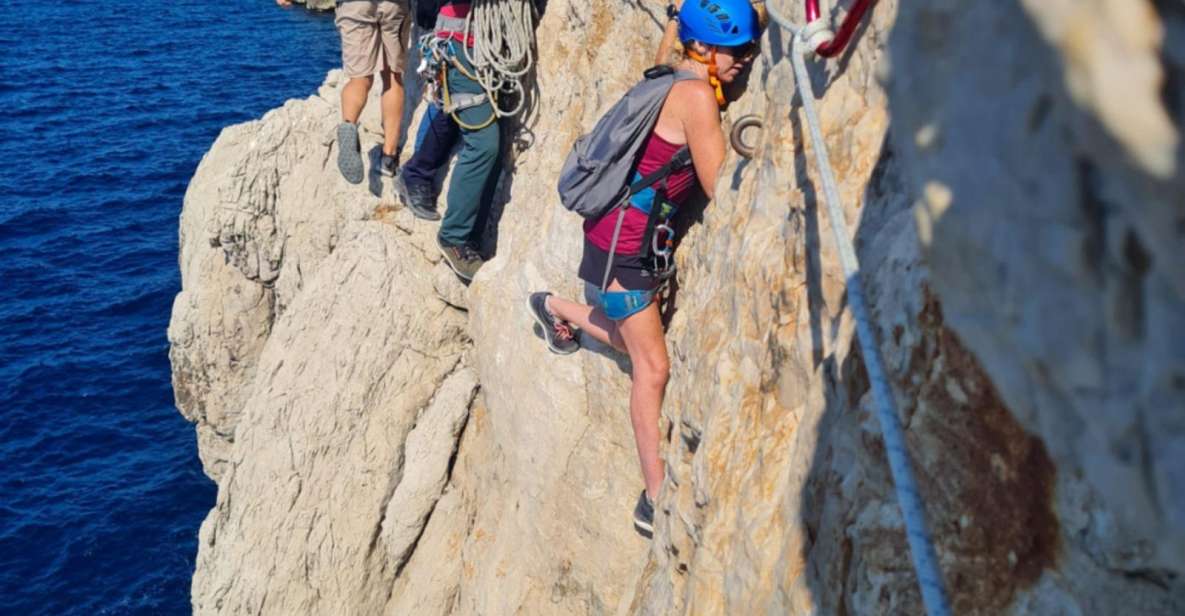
left=462, top=0, right=537, bottom=118
left=767, top=2, right=954, bottom=615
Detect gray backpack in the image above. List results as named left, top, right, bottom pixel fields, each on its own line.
left=557, top=66, right=698, bottom=220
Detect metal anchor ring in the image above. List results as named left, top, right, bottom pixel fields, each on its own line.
left=730, top=114, right=764, bottom=159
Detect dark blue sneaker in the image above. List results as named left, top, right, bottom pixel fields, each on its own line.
left=395, top=170, right=441, bottom=221
left=378, top=153, right=398, bottom=178
left=633, top=490, right=654, bottom=538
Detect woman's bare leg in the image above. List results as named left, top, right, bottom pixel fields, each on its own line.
left=544, top=285, right=668, bottom=498
left=615, top=301, right=669, bottom=500
left=547, top=293, right=626, bottom=352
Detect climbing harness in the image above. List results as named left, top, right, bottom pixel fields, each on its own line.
left=730, top=114, right=764, bottom=158
left=441, top=59, right=498, bottom=130
left=686, top=48, right=726, bottom=107
left=637, top=185, right=680, bottom=287
left=599, top=147, right=692, bottom=293
left=765, top=2, right=952, bottom=615
left=415, top=0, right=537, bottom=130
left=416, top=35, right=499, bottom=130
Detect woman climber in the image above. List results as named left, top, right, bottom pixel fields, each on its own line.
left=527, top=0, right=760, bottom=538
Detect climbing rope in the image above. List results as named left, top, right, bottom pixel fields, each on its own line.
left=766, top=3, right=953, bottom=615
left=462, top=0, right=537, bottom=119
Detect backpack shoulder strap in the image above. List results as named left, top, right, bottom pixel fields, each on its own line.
left=626, top=145, right=691, bottom=197
left=643, top=64, right=676, bottom=79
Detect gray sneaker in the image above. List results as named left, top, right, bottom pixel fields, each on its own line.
left=633, top=490, right=655, bottom=539
left=437, top=238, right=483, bottom=281
left=395, top=171, right=441, bottom=221
left=336, top=122, right=364, bottom=184
left=526, top=292, right=580, bottom=355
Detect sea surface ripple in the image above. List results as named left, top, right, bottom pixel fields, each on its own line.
left=0, top=2, right=338, bottom=613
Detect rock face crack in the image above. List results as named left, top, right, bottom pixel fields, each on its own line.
left=378, top=366, right=478, bottom=573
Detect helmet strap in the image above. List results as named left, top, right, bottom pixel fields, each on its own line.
left=687, top=48, right=726, bottom=107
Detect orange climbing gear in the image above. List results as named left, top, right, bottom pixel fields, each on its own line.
left=685, top=48, right=725, bottom=107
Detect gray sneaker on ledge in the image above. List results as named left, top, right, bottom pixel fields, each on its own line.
left=437, top=237, right=483, bottom=282
left=395, top=171, right=441, bottom=221
left=526, top=292, right=580, bottom=355
left=633, top=490, right=655, bottom=539
left=336, top=122, right=364, bottom=184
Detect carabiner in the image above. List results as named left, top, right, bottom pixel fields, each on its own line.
left=651, top=223, right=675, bottom=258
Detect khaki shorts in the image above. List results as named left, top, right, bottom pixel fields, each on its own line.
left=335, top=0, right=411, bottom=78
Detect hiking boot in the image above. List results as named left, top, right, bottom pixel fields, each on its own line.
left=526, top=292, right=580, bottom=355
left=378, top=153, right=399, bottom=178
left=633, top=490, right=655, bottom=539
left=437, top=238, right=483, bottom=281
left=395, top=171, right=441, bottom=221
left=336, top=122, right=364, bottom=184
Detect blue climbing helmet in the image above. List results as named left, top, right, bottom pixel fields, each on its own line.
left=678, top=0, right=759, bottom=47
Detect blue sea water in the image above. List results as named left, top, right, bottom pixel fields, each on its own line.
left=0, top=2, right=340, bottom=613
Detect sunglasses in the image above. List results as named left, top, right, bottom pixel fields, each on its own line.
left=717, top=41, right=758, bottom=58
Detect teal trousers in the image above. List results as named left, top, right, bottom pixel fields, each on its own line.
left=439, top=52, right=502, bottom=248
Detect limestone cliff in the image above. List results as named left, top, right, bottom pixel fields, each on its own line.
left=169, top=0, right=1185, bottom=613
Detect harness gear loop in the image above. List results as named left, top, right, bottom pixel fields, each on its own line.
left=598, top=146, right=691, bottom=293
left=686, top=48, right=726, bottom=107
left=418, top=35, right=498, bottom=131
left=442, top=91, right=488, bottom=114
left=440, top=63, right=498, bottom=130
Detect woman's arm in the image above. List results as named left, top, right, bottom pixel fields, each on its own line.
left=654, top=2, right=681, bottom=66
left=679, top=82, right=725, bottom=199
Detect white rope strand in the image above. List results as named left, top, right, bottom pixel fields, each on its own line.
left=787, top=26, right=953, bottom=616
left=462, top=0, right=537, bottom=118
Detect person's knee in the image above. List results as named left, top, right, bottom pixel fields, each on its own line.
left=635, top=352, right=670, bottom=389
left=381, top=69, right=404, bottom=89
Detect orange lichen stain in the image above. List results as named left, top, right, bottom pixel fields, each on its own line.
left=372, top=203, right=400, bottom=223
left=901, top=288, right=1059, bottom=614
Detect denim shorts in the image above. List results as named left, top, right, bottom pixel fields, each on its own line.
left=595, top=287, right=656, bottom=321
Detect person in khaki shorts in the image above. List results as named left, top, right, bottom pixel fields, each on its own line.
left=278, top=0, right=411, bottom=184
